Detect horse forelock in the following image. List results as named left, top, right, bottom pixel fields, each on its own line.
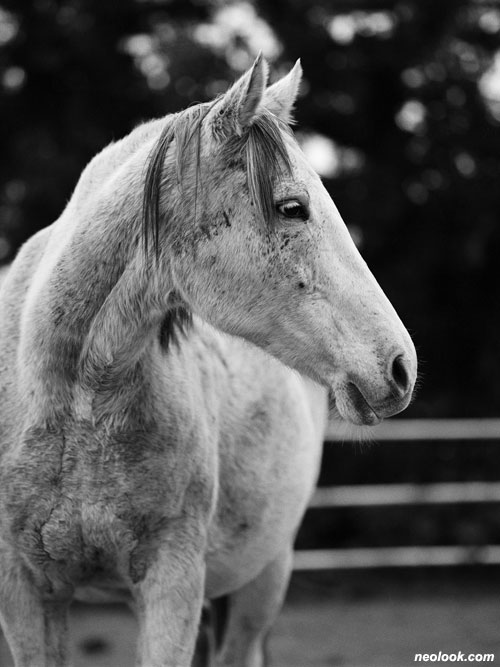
left=229, top=109, right=293, bottom=226
left=142, top=105, right=294, bottom=258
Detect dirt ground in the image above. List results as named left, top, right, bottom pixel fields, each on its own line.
left=1, top=571, right=499, bottom=666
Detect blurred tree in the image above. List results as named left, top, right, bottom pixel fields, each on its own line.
left=0, top=0, right=225, bottom=257
left=1, top=0, right=500, bottom=417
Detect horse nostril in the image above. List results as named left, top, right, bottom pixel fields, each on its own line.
left=391, top=354, right=410, bottom=396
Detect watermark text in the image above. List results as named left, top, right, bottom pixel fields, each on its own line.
left=415, top=652, right=495, bottom=663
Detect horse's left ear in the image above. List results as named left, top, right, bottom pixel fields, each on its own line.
left=212, top=53, right=269, bottom=135
left=263, top=59, right=303, bottom=124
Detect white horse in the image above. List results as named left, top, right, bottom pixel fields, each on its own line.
left=0, top=56, right=417, bottom=666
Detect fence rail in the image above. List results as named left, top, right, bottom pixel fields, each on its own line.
left=325, top=418, right=500, bottom=442
left=293, top=545, right=500, bottom=570
left=295, top=418, right=500, bottom=571
left=310, top=481, right=500, bottom=507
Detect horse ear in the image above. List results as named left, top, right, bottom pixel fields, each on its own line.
left=212, top=53, right=269, bottom=134
left=263, top=59, right=303, bottom=124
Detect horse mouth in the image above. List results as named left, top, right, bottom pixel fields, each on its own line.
left=328, top=383, right=381, bottom=426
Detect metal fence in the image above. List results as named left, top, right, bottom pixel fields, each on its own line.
left=294, top=419, right=500, bottom=571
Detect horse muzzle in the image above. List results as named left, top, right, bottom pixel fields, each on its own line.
left=331, top=351, right=417, bottom=426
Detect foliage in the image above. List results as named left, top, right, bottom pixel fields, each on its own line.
left=1, top=0, right=499, bottom=417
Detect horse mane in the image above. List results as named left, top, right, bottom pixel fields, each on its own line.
left=142, top=104, right=211, bottom=257
left=142, top=102, right=293, bottom=350
left=158, top=300, right=193, bottom=351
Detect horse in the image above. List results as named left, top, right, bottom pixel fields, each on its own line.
left=0, top=55, right=417, bottom=666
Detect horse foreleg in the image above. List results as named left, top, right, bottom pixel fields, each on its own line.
left=215, top=548, right=293, bottom=667
left=134, top=541, right=206, bottom=667
left=0, top=548, right=70, bottom=667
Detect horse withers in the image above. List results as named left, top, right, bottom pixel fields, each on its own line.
left=0, top=56, right=417, bottom=666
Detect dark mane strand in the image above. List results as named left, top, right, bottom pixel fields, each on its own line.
left=158, top=306, right=193, bottom=350
left=142, top=120, right=176, bottom=259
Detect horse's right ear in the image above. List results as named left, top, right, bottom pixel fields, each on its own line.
left=262, top=59, right=302, bottom=124
left=210, top=53, right=269, bottom=136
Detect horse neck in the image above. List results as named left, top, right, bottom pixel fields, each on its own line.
left=18, top=119, right=177, bottom=426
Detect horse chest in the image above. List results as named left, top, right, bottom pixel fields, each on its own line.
left=2, top=423, right=200, bottom=589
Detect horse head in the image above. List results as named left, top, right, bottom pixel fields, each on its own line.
left=144, top=55, right=417, bottom=425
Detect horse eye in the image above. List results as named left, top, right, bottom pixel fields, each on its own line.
left=276, top=200, right=309, bottom=221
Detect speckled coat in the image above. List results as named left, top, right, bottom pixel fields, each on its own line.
left=0, top=55, right=416, bottom=667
